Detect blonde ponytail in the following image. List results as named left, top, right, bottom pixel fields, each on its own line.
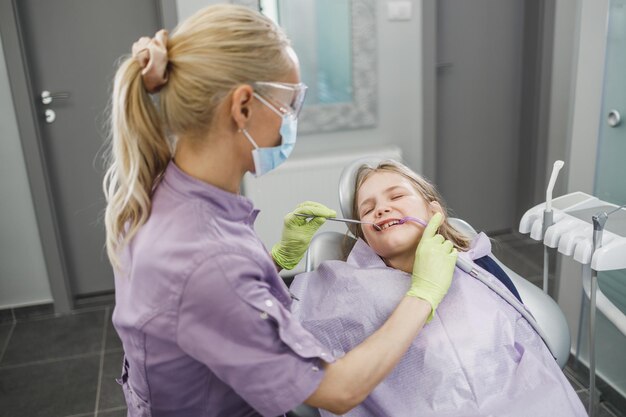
left=103, top=58, right=172, bottom=268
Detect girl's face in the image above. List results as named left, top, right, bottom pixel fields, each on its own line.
left=356, top=171, right=440, bottom=260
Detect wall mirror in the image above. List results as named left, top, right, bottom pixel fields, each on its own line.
left=233, top=0, right=377, bottom=133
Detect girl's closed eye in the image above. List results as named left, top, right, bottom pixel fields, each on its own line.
left=361, top=207, right=373, bottom=217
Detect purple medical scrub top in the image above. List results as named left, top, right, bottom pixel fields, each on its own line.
left=112, top=161, right=334, bottom=417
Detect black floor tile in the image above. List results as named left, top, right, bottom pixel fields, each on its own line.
left=564, top=366, right=587, bottom=392
left=1, top=310, right=105, bottom=366
left=0, top=324, right=12, bottom=355
left=0, top=355, right=99, bottom=417
left=98, top=351, right=126, bottom=411
left=576, top=390, right=624, bottom=417
left=603, top=403, right=626, bottom=417
left=0, top=309, right=14, bottom=325
left=12, top=303, right=55, bottom=321
left=490, top=232, right=561, bottom=291
left=490, top=231, right=524, bottom=244
left=97, top=408, right=127, bottom=417
left=492, top=244, right=543, bottom=278
left=603, top=389, right=626, bottom=417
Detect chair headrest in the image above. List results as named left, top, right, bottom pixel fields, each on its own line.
left=338, top=156, right=387, bottom=219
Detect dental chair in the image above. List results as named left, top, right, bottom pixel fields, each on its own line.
left=286, top=157, right=571, bottom=417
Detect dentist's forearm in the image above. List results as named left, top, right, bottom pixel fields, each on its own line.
left=305, top=296, right=431, bottom=414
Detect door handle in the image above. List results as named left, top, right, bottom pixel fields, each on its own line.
left=41, top=90, right=70, bottom=105
left=608, top=109, right=621, bottom=127
left=45, top=109, right=56, bottom=124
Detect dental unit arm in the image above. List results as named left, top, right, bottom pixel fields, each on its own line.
left=543, top=161, right=565, bottom=293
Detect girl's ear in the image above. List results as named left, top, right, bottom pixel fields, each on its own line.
left=428, top=201, right=444, bottom=217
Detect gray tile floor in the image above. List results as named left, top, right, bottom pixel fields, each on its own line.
left=0, top=307, right=126, bottom=417
left=0, top=230, right=624, bottom=416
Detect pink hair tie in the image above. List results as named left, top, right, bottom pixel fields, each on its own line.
left=132, top=29, right=169, bottom=93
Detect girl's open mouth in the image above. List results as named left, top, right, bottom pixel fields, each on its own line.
left=375, top=219, right=403, bottom=231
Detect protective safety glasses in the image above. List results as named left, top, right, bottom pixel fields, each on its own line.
left=252, top=81, right=308, bottom=118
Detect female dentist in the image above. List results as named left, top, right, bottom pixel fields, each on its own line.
left=104, top=5, right=457, bottom=416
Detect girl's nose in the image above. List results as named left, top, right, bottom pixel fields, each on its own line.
left=375, top=206, right=391, bottom=217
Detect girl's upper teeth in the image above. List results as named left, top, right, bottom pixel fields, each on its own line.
left=382, top=220, right=400, bottom=229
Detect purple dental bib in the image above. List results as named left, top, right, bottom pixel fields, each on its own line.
left=290, top=233, right=586, bottom=417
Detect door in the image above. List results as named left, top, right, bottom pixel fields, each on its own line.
left=436, top=0, right=524, bottom=232
left=16, top=1, right=162, bottom=297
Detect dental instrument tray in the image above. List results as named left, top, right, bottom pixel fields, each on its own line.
left=519, top=191, right=626, bottom=271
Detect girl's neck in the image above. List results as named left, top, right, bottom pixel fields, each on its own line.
left=384, top=253, right=415, bottom=274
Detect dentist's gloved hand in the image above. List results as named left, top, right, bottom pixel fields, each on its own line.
left=406, top=212, right=458, bottom=322
left=271, top=201, right=337, bottom=270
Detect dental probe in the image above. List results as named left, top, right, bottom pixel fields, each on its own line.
left=294, top=213, right=382, bottom=231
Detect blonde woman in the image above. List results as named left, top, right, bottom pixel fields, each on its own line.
left=104, top=6, right=458, bottom=417
left=290, top=160, right=587, bottom=417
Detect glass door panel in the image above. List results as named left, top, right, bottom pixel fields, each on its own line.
left=587, top=0, right=626, bottom=404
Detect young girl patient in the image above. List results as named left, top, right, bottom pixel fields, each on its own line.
left=289, top=160, right=586, bottom=417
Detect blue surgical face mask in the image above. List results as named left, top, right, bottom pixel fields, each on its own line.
left=241, top=93, right=298, bottom=177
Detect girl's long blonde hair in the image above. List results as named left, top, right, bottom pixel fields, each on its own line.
left=103, top=4, right=293, bottom=268
left=352, top=160, right=472, bottom=251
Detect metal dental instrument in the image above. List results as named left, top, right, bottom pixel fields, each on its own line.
left=294, top=213, right=383, bottom=231
left=587, top=203, right=624, bottom=417
left=588, top=210, right=607, bottom=417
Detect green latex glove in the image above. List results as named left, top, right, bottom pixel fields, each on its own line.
left=406, top=212, right=458, bottom=322
left=271, top=201, right=337, bottom=270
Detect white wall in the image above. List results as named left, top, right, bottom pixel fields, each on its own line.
left=546, top=0, right=581, bottom=200
left=295, top=0, right=423, bottom=173
left=558, top=0, right=608, bottom=329
left=176, top=0, right=424, bottom=172
left=0, top=32, right=52, bottom=308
